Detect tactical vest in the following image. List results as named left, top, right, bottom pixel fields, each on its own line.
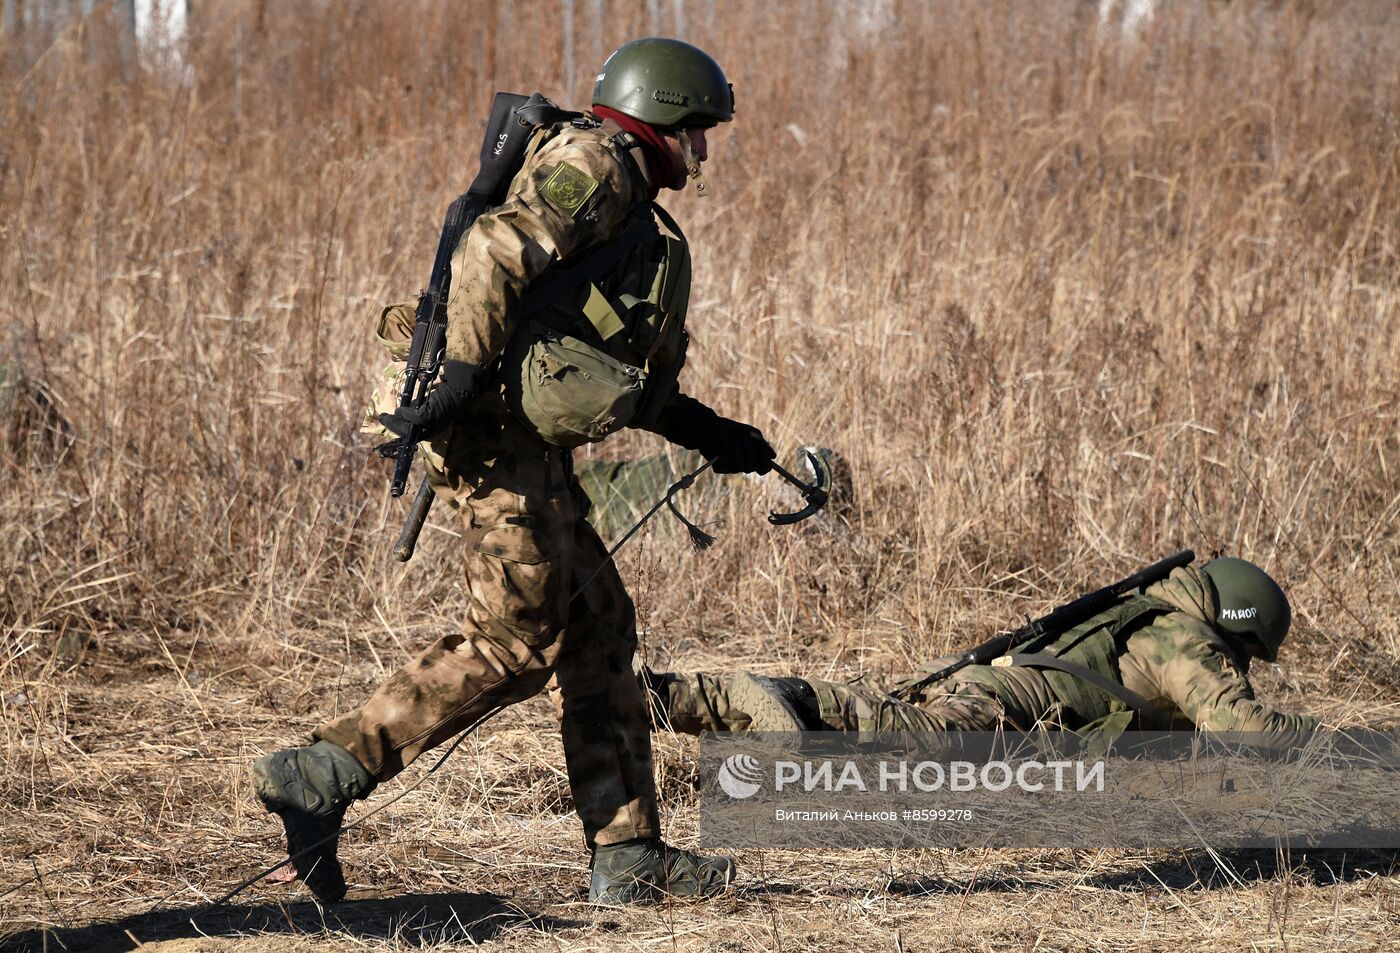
left=897, top=594, right=1174, bottom=729
left=499, top=126, right=691, bottom=448
left=1022, top=594, right=1173, bottom=726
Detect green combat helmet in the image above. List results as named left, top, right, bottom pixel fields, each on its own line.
left=592, top=37, right=734, bottom=128
left=1201, top=557, right=1291, bottom=662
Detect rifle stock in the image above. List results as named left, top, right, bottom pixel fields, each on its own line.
left=393, top=479, right=436, bottom=562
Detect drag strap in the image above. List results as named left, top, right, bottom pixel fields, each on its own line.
left=1005, top=653, right=1169, bottom=727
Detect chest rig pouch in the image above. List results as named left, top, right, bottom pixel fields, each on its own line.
left=1015, top=594, right=1174, bottom=727
left=502, top=203, right=691, bottom=447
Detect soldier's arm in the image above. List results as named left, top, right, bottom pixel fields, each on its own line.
left=443, top=134, right=636, bottom=367
left=1149, top=622, right=1320, bottom=745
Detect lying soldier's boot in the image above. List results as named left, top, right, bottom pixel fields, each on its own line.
left=589, top=838, right=736, bottom=904
left=726, top=673, right=810, bottom=732
left=634, top=661, right=673, bottom=728
left=252, top=740, right=374, bottom=903
left=636, top=667, right=815, bottom=733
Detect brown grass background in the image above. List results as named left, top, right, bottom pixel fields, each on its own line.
left=3, top=1, right=1399, bottom=949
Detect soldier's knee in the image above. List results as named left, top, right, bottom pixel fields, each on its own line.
left=558, top=687, right=617, bottom=724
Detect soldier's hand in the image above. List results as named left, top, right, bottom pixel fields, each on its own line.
left=655, top=394, right=775, bottom=475
left=706, top=418, right=775, bottom=474
left=378, top=360, right=480, bottom=439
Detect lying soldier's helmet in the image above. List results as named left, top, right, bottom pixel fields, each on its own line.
left=1201, top=557, right=1291, bottom=662
left=593, top=37, right=734, bottom=128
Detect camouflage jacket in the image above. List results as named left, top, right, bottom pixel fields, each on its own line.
left=905, top=567, right=1319, bottom=742
left=442, top=120, right=689, bottom=433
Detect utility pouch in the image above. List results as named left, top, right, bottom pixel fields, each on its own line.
left=501, top=203, right=690, bottom=446
left=363, top=301, right=418, bottom=436
left=502, top=324, right=646, bottom=447
left=364, top=300, right=449, bottom=472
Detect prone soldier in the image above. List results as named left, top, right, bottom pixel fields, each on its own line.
left=641, top=558, right=1322, bottom=744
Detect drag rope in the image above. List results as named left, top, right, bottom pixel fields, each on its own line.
left=5, top=462, right=715, bottom=917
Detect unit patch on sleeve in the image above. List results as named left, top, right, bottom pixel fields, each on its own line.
left=542, top=162, right=600, bottom=217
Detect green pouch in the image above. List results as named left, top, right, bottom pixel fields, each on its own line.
left=363, top=301, right=417, bottom=437
left=502, top=324, right=646, bottom=448
left=1076, top=708, right=1136, bottom=759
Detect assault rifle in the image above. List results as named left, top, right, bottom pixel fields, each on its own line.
left=893, top=550, right=1195, bottom=701
left=381, top=92, right=579, bottom=560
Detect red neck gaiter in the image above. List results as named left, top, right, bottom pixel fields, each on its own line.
left=591, top=105, right=685, bottom=197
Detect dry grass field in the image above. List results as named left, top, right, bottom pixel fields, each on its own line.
left=3, top=1, right=1400, bottom=949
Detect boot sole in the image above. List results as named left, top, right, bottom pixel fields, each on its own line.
left=732, top=674, right=806, bottom=732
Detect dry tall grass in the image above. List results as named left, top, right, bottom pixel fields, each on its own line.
left=3, top=2, right=1400, bottom=950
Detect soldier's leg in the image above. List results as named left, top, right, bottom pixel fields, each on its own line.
left=314, top=484, right=576, bottom=778
left=914, top=681, right=1004, bottom=731
left=552, top=517, right=658, bottom=846
left=255, top=456, right=578, bottom=902
left=641, top=670, right=812, bottom=733
left=645, top=671, right=1001, bottom=734
left=555, top=518, right=734, bottom=903
left=643, top=671, right=742, bottom=733
left=808, top=678, right=968, bottom=732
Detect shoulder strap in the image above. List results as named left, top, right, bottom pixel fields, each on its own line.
left=514, top=92, right=583, bottom=130
left=517, top=216, right=659, bottom=320
left=1116, top=593, right=1175, bottom=624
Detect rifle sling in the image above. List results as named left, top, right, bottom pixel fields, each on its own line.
left=1004, top=652, right=1169, bottom=726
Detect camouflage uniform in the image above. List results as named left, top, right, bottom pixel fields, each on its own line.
left=654, top=567, right=1320, bottom=743
left=319, top=122, right=699, bottom=847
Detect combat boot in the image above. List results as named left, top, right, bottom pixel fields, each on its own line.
left=251, top=740, right=375, bottom=903
left=726, top=673, right=812, bottom=732
left=637, top=667, right=815, bottom=733
left=589, top=838, right=736, bottom=904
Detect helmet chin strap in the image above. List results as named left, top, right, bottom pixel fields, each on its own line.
left=677, top=132, right=709, bottom=197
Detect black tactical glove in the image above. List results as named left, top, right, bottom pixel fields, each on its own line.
left=379, top=359, right=481, bottom=439
left=657, top=395, right=775, bottom=475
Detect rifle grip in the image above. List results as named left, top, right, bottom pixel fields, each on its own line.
left=393, top=479, right=435, bottom=562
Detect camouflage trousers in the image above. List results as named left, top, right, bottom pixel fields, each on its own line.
left=656, top=672, right=1004, bottom=733
left=317, top=414, right=658, bottom=847
left=811, top=677, right=1003, bottom=732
